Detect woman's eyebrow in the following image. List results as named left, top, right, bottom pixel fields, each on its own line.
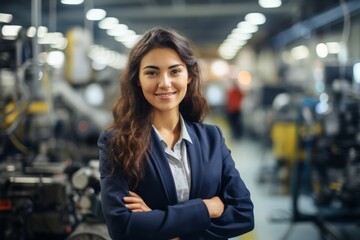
left=168, top=64, right=183, bottom=69
left=143, top=65, right=159, bottom=70
left=142, top=64, right=183, bottom=70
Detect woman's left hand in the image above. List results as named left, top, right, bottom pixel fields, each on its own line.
left=123, top=191, right=152, bottom=212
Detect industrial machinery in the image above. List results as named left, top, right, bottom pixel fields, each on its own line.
left=0, top=28, right=109, bottom=239
left=288, top=65, right=360, bottom=240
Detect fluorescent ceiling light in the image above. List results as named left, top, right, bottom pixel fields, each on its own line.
left=245, top=13, right=266, bottom=25
left=27, top=26, right=36, bottom=37
left=98, top=17, right=119, bottom=29
left=61, top=0, right=84, bottom=5
left=236, top=21, right=258, bottom=33
left=1, top=25, right=21, bottom=37
left=86, top=9, right=106, bottom=21
left=0, top=13, right=13, bottom=23
left=229, top=31, right=252, bottom=40
left=259, top=0, right=282, bottom=8
left=106, top=24, right=129, bottom=36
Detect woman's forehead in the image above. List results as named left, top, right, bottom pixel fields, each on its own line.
left=140, top=48, right=184, bottom=68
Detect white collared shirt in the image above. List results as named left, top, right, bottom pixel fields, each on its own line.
left=152, top=115, right=192, bottom=203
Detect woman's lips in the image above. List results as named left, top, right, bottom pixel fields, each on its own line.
left=155, top=92, right=176, bottom=99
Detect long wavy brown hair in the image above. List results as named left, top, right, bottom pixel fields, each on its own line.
left=107, top=27, right=209, bottom=188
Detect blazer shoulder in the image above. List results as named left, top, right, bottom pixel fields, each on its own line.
left=185, top=121, right=223, bottom=139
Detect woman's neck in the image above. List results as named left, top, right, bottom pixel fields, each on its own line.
left=153, top=111, right=181, bottom=149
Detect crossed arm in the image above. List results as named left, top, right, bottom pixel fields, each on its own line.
left=123, top=191, right=225, bottom=240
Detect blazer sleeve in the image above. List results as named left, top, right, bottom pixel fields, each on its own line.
left=98, top=131, right=211, bottom=240
left=185, top=126, right=254, bottom=240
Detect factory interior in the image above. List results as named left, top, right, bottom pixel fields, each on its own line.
left=1, top=0, right=360, bottom=239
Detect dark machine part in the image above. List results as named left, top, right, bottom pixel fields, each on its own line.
left=0, top=173, right=76, bottom=240
left=290, top=79, right=360, bottom=240
left=0, top=33, right=32, bottom=70
left=70, top=160, right=104, bottom=222
left=311, top=98, right=360, bottom=209
left=0, top=25, right=107, bottom=240
left=0, top=158, right=105, bottom=240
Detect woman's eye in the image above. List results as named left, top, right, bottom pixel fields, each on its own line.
left=145, top=71, right=157, bottom=76
left=171, top=69, right=181, bottom=75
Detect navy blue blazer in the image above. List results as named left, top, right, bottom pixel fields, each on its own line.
left=98, top=121, right=254, bottom=240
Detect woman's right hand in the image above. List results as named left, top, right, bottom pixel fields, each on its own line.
left=203, top=196, right=224, bottom=218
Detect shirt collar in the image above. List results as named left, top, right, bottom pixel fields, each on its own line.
left=152, top=114, right=193, bottom=145
left=179, top=114, right=192, bottom=144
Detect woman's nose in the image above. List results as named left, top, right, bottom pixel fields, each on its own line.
left=159, top=74, right=171, bottom=88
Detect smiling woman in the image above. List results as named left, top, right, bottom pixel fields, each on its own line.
left=139, top=48, right=191, bottom=118
left=98, top=27, right=254, bottom=240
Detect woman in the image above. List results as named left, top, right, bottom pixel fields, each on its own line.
left=98, top=27, right=254, bottom=240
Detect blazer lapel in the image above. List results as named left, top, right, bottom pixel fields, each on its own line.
left=186, top=123, right=203, bottom=199
left=148, top=129, right=178, bottom=204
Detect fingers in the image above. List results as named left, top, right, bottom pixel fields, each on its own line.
left=123, top=191, right=151, bottom=212
left=125, top=202, right=150, bottom=212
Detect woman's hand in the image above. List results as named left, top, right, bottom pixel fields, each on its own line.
left=124, top=192, right=180, bottom=239
left=123, top=191, right=152, bottom=212
left=203, top=196, right=224, bottom=218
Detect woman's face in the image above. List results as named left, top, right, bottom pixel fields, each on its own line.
left=138, top=47, right=191, bottom=115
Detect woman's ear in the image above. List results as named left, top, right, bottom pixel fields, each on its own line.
left=187, top=77, right=192, bottom=84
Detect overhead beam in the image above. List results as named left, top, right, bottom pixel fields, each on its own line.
left=272, top=0, right=360, bottom=48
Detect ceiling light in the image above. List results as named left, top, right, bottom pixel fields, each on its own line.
left=1, top=25, right=22, bottom=37
left=98, top=17, right=119, bottom=29
left=106, top=24, right=129, bottom=36
left=258, top=0, right=282, bottom=8
left=0, top=13, right=13, bottom=23
left=86, top=9, right=106, bottom=21
left=27, top=26, right=36, bottom=37
left=61, top=0, right=84, bottom=5
left=37, top=26, right=48, bottom=37
left=26, top=26, right=48, bottom=38
left=245, top=13, right=266, bottom=25
left=228, top=32, right=252, bottom=41
left=236, top=21, right=258, bottom=33
left=115, top=34, right=139, bottom=43
left=218, top=46, right=241, bottom=60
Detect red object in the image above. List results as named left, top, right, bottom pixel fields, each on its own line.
left=226, top=86, right=244, bottom=113
left=0, top=199, right=12, bottom=211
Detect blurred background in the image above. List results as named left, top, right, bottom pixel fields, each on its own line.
left=1, top=0, right=360, bottom=239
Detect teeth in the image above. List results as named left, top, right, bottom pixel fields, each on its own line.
left=157, top=93, right=172, bottom=96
